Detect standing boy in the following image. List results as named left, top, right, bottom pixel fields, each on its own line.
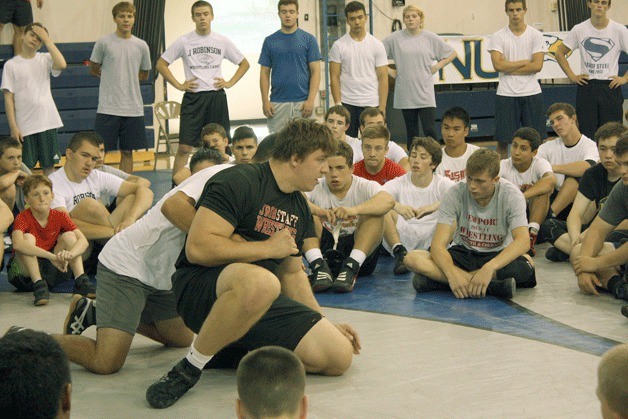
left=435, top=107, right=480, bottom=182
left=405, top=149, right=536, bottom=299
left=156, top=1, right=250, bottom=177
left=555, top=0, right=628, bottom=140
left=259, top=0, right=321, bottom=133
left=10, top=174, right=91, bottom=306
left=489, top=0, right=547, bottom=158
left=306, top=141, right=394, bottom=292
left=499, top=127, right=557, bottom=255
left=383, top=137, right=455, bottom=275
left=2, top=22, right=65, bottom=176
left=90, top=2, right=151, bottom=174
left=0, top=0, right=43, bottom=56
left=353, top=124, right=406, bottom=185
left=329, top=1, right=388, bottom=137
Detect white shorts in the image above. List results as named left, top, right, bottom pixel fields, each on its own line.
left=383, top=216, right=435, bottom=254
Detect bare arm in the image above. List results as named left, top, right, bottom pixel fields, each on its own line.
left=161, top=191, right=197, bottom=233
left=302, top=60, right=321, bottom=118
left=3, top=90, right=21, bottom=141
left=431, top=51, right=457, bottom=74
left=172, top=167, right=192, bottom=186
left=555, top=43, right=588, bottom=85
left=566, top=192, right=593, bottom=244
left=0, top=199, right=12, bottom=232
left=490, top=50, right=527, bottom=73
left=12, top=230, right=56, bottom=260
left=376, top=65, right=388, bottom=113
left=522, top=172, right=557, bottom=199
left=333, top=191, right=394, bottom=220
left=155, top=57, right=198, bottom=92
left=214, top=58, right=250, bottom=89
left=139, top=70, right=150, bottom=81
left=185, top=206, right=298, bottom=267
left=552, top=160, right=593, bottom=178
left=32, top=26, right=66, bottom=71
left=126, top=175, right=151, bottom=188
left=259, top=65, right=274, bottom=118
left=329, top=62, right=342, bottom=104
left=509, top=51, right=544, bottom=76
left=89, top=62, right=101, bottom=78
left=276, top=254, right=323, bottom=313
left=116, top=182, right=154, bottom=224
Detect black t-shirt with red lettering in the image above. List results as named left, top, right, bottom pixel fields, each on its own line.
left=175, top=162, right=315, bottom=273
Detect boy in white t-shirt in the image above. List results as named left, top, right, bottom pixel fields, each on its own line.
left=555, top=0, right=628, bottom=140
left=537, top=103, right=599, bottom=222
left=383, top=137, right=455, bottom=275
left=329, top=1, right=388, bottom=138
left=406, top=148, right=536, bottom=299
left=1, top=22, right=66, bottom=176
left=324, top=105, right=363, bottom=164
left=499, top=127, right=557, bottom=255
left=156, top=1, right=250, bottom=177
left=489, top=0, right=547, bottom=158
left=435, top=107, right=480, bottom=182
left=305, top=141, right=394, bottom=293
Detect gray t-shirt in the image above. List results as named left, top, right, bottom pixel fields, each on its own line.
left=91, top=33, right=151, bottom=117
left=382, top=30, right=454, bottom=109
left=598, top=182, right=627, bottom=227
left=438, top=178, right=528, bottom=252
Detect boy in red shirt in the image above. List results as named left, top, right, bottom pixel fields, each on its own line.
left=9, top=174, right=92, bottom=305
left=353, top=124, right=406, bottom=185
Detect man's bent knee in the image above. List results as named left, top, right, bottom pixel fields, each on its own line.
left=219, top=265, right=281, bottom=315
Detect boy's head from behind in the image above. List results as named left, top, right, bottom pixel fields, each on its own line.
left=410, top=136, right=442, bottom=173
left=189, top=147, right=224, bottom=174
left=0, top=136, right=22, bottom=173
left=597, top=343, right=627, bottom=419
left=201, top=123, right=228, bottom=154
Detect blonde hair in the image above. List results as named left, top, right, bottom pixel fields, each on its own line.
left=403, top=5, right=424, bottom=29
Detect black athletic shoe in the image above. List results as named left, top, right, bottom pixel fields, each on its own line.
left=4, top=326, right=27, bottom=336
left=33, top=280, right=49, bottom=306
left=487, top=277, right=516, bottom=299
left=612, top=280, right=628, bottom=301
left=621, top=305, right=628, bottom=318
left=545, top=247, right=569, bottom=262
left=392, top=245, right=409, bottom=275
left=64, top=295, right=96, bottom=335
left=331, top=257, right=359, bottom=293
left=146, top=358, right=201, bottom=409
left=412, top=274, right=447, bottom=293
left=308, top=258, right=334, bottom=293
left=74, top=274, right=96, bottom=298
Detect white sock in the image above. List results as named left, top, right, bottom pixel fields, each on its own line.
left=185, top=344, right=213, bottom=371
left=304, top=248, right=324, bottom=263
left=348, top=249, right=366, bottom=266
left=529, top=223, right=540, bottom=234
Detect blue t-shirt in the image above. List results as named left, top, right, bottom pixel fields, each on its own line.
left=258, top=28, right=321, bottom=102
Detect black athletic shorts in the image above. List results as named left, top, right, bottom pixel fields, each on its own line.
left=94, top=114, right=146, bottom=152
left=447, top=244, right=536, bottom=288
left=171, top=263, right=323, bottom=351
left=0, top=0, right=33, bottom=26
left=179, top=90, right=230, bottom=147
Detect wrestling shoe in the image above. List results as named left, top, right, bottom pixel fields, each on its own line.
left=545, top=247, right=569, bottom=262
left=621, top=305, right=628, bottom=318
left=412, top=274, right=448, bottom=293
left=392, top=244, right=409, bottom=275
left=308, top=258, right=334, bottom=293
left=33, top=280, right=49, bottom=306
left=4, top=326, right=27, bottom=336
left=73, top=274, right=96, bottom=298
left=331, top=257, right=359, bottom=293
left=612, top=280, right=628, bottom=301
left=64, top=295, right=96, bottom=335
left=487, top=277, right=516, bottom=299
left=146, top=358, right=201, bottom=409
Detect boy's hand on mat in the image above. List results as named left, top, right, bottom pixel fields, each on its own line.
left=335, top=323, right=361, bottom=354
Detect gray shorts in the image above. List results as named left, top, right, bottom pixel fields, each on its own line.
left=96, top=262, right=179, bottom=335
left=267, top=101, right=305, bottom=133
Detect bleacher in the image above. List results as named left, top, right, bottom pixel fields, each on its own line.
left=0, top=42, right=155, bottom=155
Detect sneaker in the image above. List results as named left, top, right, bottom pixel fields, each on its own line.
left=33, top=280, right=49, bottom=306
left=331, top=257, right=359, bottom=293
left=73, top=274, right=96, bottom=298
left=64, top=295, right=96, bottom=335
left=621, top=305, right=628, bottom=318
left=4, top=326, right=27, bottom=336
left=308, top=258, right=334, bottom=293
left=412, top=274, right=448, bottom=293
left=545, top=247, right=569, bottom=262
left=146, top=358, right=201, bottom=409
left=486, top=277, right=516, bottom=299
left=528, top=233, right=537, bottom=257
left=612, top=281, right=628, bottom=301
left=392, top=245, right=409, bottom=275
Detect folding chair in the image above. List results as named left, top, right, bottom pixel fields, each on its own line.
left=153, top=101, right=181, bottom=170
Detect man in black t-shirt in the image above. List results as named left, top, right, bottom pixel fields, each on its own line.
left=542, top=122, right=628, bottom=262
left=146, top=119, right=361, bottom=409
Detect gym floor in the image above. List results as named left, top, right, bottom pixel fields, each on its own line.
left=0, top=168, right=624, bottom=418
